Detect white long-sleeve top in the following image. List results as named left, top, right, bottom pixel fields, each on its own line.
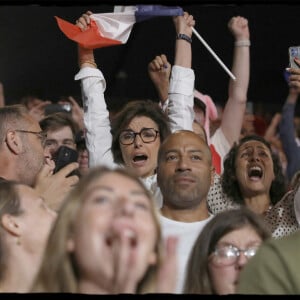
left=74, top=65, right=195, bottom=208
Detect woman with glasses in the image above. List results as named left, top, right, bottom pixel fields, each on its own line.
left=74, top=11, right=194, bottom=208
left=183, top=207, right=270, bottom=294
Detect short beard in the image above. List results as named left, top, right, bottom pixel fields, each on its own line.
left=161, top=180, right=203, bottom=210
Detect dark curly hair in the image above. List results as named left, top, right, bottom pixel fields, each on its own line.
left=221, top=135, right=286, bottom=206
left=110, top=100, right=171, bottom=165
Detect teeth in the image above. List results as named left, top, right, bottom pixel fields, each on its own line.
left=250, top=166, right=262, bottom=172
left=248, top=165, right=263, bottom=178
left=105, top=229, right=137, bottom=246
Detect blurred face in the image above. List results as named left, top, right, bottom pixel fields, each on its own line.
left=68, top=172, right=158, bottom=293
left=235, top=140, right=275, bottom=197
left=157, top=131, right=213, bottom=209
left=208, top=226, right=263, bottom=295
left=120, top=116, right=161, bottom=179
left=16, top=185, right=57, bottom=256
left=43, top=126, right=76, bottom=157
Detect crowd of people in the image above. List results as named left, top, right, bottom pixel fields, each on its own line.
left=0, top=7, right=300, bottom=294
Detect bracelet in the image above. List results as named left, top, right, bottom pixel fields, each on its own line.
left=176, top=33, right=192, bottom=44
left=79, top=60, right=97, bottom=68
left=234, top=40, right=251, bottom=47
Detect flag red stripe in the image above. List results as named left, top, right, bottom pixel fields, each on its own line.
left=55, top=17, right=122, bottom=49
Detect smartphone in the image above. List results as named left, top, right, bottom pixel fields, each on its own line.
left=44, top=103, right=72, bottom=116
left=288, top=46, right=300, bottom=68
left=53, top=146, right=80, bottom=177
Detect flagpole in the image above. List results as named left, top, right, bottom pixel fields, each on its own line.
left=192, top=27, right=236, bottom=81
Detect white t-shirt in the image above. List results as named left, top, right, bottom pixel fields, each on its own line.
left=159, top=213, right=215, bottom=293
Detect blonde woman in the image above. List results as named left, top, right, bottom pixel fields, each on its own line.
left=31, top=166, right=177, bottom=293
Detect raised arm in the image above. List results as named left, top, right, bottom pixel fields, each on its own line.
left=74, top=11, right=115, bottom=168
left=167, top=11, right=195, bottom=132
left=219, top=16, right=250, bottom=146
left=147, top=54, right=171, bottom=107
left=279, top=63, right=300, bottom=182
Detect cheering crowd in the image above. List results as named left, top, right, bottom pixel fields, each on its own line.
left=0, top=7, right=300, bottom=294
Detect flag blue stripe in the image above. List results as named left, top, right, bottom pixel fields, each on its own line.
left=135, top=5, right=184, bottom=22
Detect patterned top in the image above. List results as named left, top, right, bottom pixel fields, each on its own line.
left=207, top=173, right=300, bottom=239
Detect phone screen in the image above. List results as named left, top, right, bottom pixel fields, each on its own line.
left=289, top=46, right=300, bottom=68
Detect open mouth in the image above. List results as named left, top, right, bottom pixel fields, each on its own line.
left=133, top=154, right=148, bottom=163
left=105, top=229, right=138, bottom=247
left=248, top=165, right=263, bottom=179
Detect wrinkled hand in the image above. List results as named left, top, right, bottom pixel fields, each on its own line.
left=228, top=16, right=250, bottom=40
left=148, top=54, right=171, bottom=103
left=34, top=161, right=80, bottom=211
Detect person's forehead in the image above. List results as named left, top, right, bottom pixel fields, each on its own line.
left=239, top=140, right=269, bottom=150
left=86, top=173, right=149, bottom=197
left=163, top=131, right=207, bottom=150
left=45, top=126, right=74, bottom=137
left=128, top=116, right=158, bottom=128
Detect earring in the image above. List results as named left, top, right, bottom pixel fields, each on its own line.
left=16, top=237, right=21, bottom=246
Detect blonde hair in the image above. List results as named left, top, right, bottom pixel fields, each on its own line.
left=31, top=166, right=163, bottom=293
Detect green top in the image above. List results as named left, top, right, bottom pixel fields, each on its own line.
left=237, top=231, right=300, bottom=295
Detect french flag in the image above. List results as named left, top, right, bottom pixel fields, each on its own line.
left=55, top=5, right=184, bottom=49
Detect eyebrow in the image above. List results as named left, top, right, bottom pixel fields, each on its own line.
left=240, top=145, right=268, bottom=151
left=87, top=185, right=148, bottom=196
left=164, top=149, right=204, bottom=155
left=45, top=138, right=74, bottom=142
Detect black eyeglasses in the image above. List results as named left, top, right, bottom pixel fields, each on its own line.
left=210, top=244, right=259, bottom=266
left=119, top=128, right=159, bottom=145
left=15, top=130, right=47, bottom=143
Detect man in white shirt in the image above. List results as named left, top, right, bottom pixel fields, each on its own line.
left=156, top=130, right=215, bottom=293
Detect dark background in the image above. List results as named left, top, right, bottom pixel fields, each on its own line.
left=0, top=2, right=299, bottom=114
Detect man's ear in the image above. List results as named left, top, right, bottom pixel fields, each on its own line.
left=1, top=214, right=21, bottom=237
left=5, top=131, right=22, bottom=154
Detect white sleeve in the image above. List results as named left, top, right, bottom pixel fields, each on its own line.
left=168, top=65, right=195, bottom=132
left=75, top=67, right=116, bottom=169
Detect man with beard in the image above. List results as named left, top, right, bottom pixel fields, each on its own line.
left=156, top=130, right=215, bottom=293
left=0, top=105, right=79, bottom=211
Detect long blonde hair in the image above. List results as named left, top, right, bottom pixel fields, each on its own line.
left=31, top=166, right=163, bottom=293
